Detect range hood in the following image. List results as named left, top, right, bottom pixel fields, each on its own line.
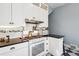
left=25, top=20, right=44, bottom=24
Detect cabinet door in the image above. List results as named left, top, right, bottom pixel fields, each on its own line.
left=0, top=47, right=29, bottom=56
left=11, top=42, right=29, bottom=56
left=12, top=47, right=28, bottom=56
left=0, top=3, right=11, bottom=25
left=12, top=3, right=25, bottom=26
left=0, top=52, right=13, bottom=56
left=49, top=37, right=63, bottom=56
left=0, top=42, right=28, bottom=56
left=32, top=3, right=48, bottom=27
left=48, top=37, right=55, bottom=54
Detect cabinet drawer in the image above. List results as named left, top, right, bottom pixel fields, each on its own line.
left=0, top=42, right=28, bottom=54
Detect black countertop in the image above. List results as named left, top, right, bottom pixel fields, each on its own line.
left=43, top=34, right=64, bottom=39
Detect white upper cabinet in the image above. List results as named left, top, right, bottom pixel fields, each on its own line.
left=32, top=3, right=48, bottom=11
left=0, top=3, right=11, bottom=26
left=12, top=3, right=48, bottom=31
left=23, top=3, right=48, bottom=27
left=30, top=3, right=48, bottom=27
left=0, top=3, right=48, bottom=27
left=12, top=3, right=25, bottom=26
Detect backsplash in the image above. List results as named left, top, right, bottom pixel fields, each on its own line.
left=0, top=26, right=23, bottom=39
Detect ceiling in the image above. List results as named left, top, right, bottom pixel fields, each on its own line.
left=48, top=3, right=66, bottom=15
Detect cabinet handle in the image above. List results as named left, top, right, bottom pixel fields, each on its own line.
left=10, top=47, right=15, bottom=50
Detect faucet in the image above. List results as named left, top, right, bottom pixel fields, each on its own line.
left=28, top=31, right=34, bottom=39
left=6, top=35, right=10, bottom=43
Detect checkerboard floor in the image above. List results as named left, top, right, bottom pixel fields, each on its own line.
left=63, top=49, right=79, bottom=56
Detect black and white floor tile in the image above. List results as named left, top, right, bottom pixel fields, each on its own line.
left=63, top=48, right=79, bottom=56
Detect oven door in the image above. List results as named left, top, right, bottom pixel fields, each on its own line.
left=29, top=40, right=46, bottom=56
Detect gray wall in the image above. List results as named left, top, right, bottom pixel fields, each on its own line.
left=49, top=4, right=79, bottom=46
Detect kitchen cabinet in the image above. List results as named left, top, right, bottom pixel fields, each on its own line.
left=12, top=3, right=25, bottom=26
left=12, top=3, right=48, bottom=27
left=0, top=3, right=48, bottom=28
left=48, top=37, right=63, bottom=56
left=0, top=3, right=25, bottom=26
left=32, top=3, right=48, bottom=11
left=12, top=47, right=28, bottom=56
left=0, top=42, right=28, bottom=56
left=0, top=3, right=11, bottom=26
left=32, top=3, right=48, bottom=27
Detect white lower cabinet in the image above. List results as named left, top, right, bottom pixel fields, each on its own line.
left=0, top=42, right=28, bottom=56
left=48, top=37, right=63, bottom=56
left=12, top=47, right=28, bottom=56
left=0, top=37, right=48, bottom=56
left=0, top=51, right=13, bottom=56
